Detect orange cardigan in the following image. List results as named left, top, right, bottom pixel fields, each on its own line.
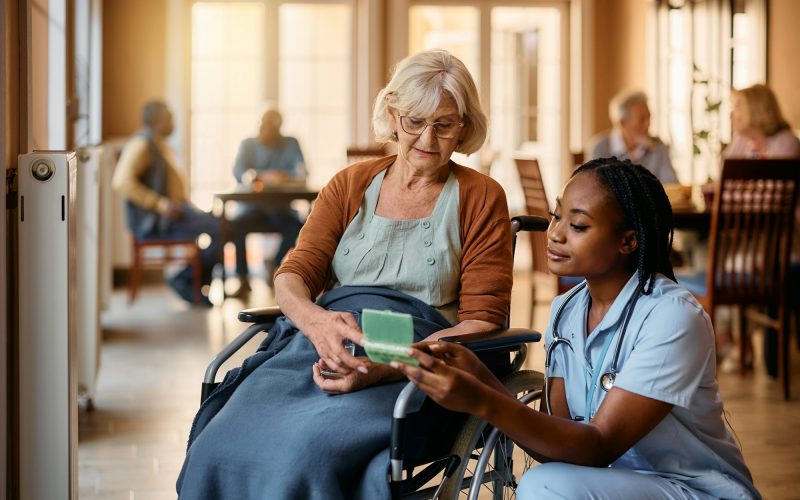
left=276, top=156, right=513, bottom=326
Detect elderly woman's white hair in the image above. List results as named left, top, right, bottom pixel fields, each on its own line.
left=608, top=90, right=649, bottom=125
left=372, top=49, right=488, bottom=155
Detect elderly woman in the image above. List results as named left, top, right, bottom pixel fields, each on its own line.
left=723, top=84, right=800, bottom=378
left=588, top=90, right=679, bottom=184
left=177, top=49, right=512, bottom=499
left=724, top=83, right=800, bottom=159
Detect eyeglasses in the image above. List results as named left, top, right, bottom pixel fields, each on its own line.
left=398, top=115, right=464, bottom=139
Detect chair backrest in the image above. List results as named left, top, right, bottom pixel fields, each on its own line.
left=706, top=159, right=800, bottom=307
left=571, top=150, right=584, bottom=168
left=514, top=158, right=551, bottom=275
left=346, top=146, right=386, bottom=165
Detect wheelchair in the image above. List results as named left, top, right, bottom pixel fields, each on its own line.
left=200, top=215, right=549, bottom=499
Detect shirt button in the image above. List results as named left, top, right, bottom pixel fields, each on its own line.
left=423, top=240, right=432, bottom=247
left=357, top=233, right=365, bottom=240
left=426, top=257, right=435, bottom=265
left=343, top=248, right=350, bottom=255
left=422, top=221, right=431, bottom=229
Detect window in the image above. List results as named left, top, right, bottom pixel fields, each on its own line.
left=278, top=3, right=351, bottom=188
left=191, top=2, right=267, bottom=210
left=408, top=4, right=566, bottom=212
left=650, top=0, right=766, bottom=183
left=190, top=1, right=353, bottom=209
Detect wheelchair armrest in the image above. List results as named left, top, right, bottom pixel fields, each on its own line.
left=202, top=307, right=284, bottom=403
left=439, top=327, right=542, bottom=352
left=238, top=305, right=283, bottom=323
left=204, top=319, right=277, bottom=386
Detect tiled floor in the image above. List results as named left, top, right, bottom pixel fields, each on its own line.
left=78, top=274, right=800, bottom=499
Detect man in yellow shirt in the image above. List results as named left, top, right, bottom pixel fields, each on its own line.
left=112, top=100, right=223, bottom=305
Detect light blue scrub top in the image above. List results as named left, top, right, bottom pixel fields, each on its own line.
left=545, top=273, right=760, bottom=499
left=330, top=169, right=461, bottom=324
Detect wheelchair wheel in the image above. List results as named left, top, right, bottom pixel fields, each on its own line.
left=437, top=370, right=543, bottom=500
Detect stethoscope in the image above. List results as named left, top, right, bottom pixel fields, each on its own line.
left=544, top=281, right=642, bottom=421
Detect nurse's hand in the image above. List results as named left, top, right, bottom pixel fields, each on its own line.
left=412, top=342, right=508, bottom=393
left=418, top=341, right=493, bottom=378
left=391, top=346, right=490, bottom=414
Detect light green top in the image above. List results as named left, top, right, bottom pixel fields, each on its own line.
left=331, top=169, right=461, bottom=324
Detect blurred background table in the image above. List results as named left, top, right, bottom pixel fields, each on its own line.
left=668, top=184, right=711, bottom=232
left=672, top=203, right=711, bottom=232
left=214, top=186, right=319, bottom=288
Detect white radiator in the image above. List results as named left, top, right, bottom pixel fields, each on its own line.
left=76, top=146, right=102, bottom=405
left=18, top=151, right=78, bottom=500
left=98, top=139, right=127, bottom=306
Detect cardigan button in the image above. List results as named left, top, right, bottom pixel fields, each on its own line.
left=422, top=221, right=431, bottom=229
left=423, top=240, right=432, bottom=247
left=426, top=257, right=435, bottom=265
left=357, top=233, right=365, bottom=240
left=343, top=248, right=350, bottom=255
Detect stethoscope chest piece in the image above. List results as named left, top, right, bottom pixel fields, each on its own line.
left=600, top=372, right=616, bottom=392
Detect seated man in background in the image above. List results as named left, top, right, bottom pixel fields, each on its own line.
left=588, top=89, right=679, bottom=184
left=230, top=107, right=306, bottom=294
left=112, top=99, right=224, bottom=306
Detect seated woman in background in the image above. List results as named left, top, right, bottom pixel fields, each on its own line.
left=394, top=158, right=760, bottom=500
left=176, top=49, right=513, bottom=499
left=724, top=83, right=800, bottom=159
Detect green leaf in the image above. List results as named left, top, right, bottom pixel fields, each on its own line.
left=695, top=130, right=710, bottom=139
left=693, top=144, right=702, bottom=156
left=706, top=101, right=722, bottom=112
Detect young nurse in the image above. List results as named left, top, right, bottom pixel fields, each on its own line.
left=393, top=158, right=760, bottom=499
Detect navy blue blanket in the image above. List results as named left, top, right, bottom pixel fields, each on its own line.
left=177, top=286, right=450, bottom=500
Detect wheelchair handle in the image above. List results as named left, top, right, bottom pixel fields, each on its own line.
left=511, top=215, right=549, bottom=233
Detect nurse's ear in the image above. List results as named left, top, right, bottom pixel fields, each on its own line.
left=618, top=230, right=638, bottom=255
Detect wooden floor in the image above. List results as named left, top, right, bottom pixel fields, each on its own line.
left=79, top=274, right=800, bottom=499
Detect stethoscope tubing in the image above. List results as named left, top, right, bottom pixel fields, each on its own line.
left=544, top=280, right=643, bottom=419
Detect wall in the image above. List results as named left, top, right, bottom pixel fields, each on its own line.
left=590, top=0, right=648, bottom=135
left=101, top=1, right=796, bottom=149
left=102, top=0, right=167, bottom=138
left=768, top=0, right=800, bottom=130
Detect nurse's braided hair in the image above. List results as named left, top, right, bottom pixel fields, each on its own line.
left=573, top=157, right=675, bottom=294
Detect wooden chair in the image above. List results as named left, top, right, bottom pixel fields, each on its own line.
left=346, top=146, right=387, bottom=165
left=514, top=159, right=578, bottom=326
left=129, top=237, right=202, bottom=304
left=693, top=159, right=799, bottom=400
left=571, top=150, right=584, bottom=168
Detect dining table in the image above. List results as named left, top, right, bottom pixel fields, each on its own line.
left=213, top=184, right=319, bottom=289
left=669, top=184, right=712, bottom=232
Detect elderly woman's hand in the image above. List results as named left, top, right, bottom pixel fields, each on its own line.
left=312, top=358, right=401, bottom=393
left=301, top=308, right=367, bottom=375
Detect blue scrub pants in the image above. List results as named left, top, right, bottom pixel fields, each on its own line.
left=517, top=463, right=716, bottom=500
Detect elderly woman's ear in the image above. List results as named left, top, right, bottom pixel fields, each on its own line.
left=386, top=107, right=399, bottom=141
